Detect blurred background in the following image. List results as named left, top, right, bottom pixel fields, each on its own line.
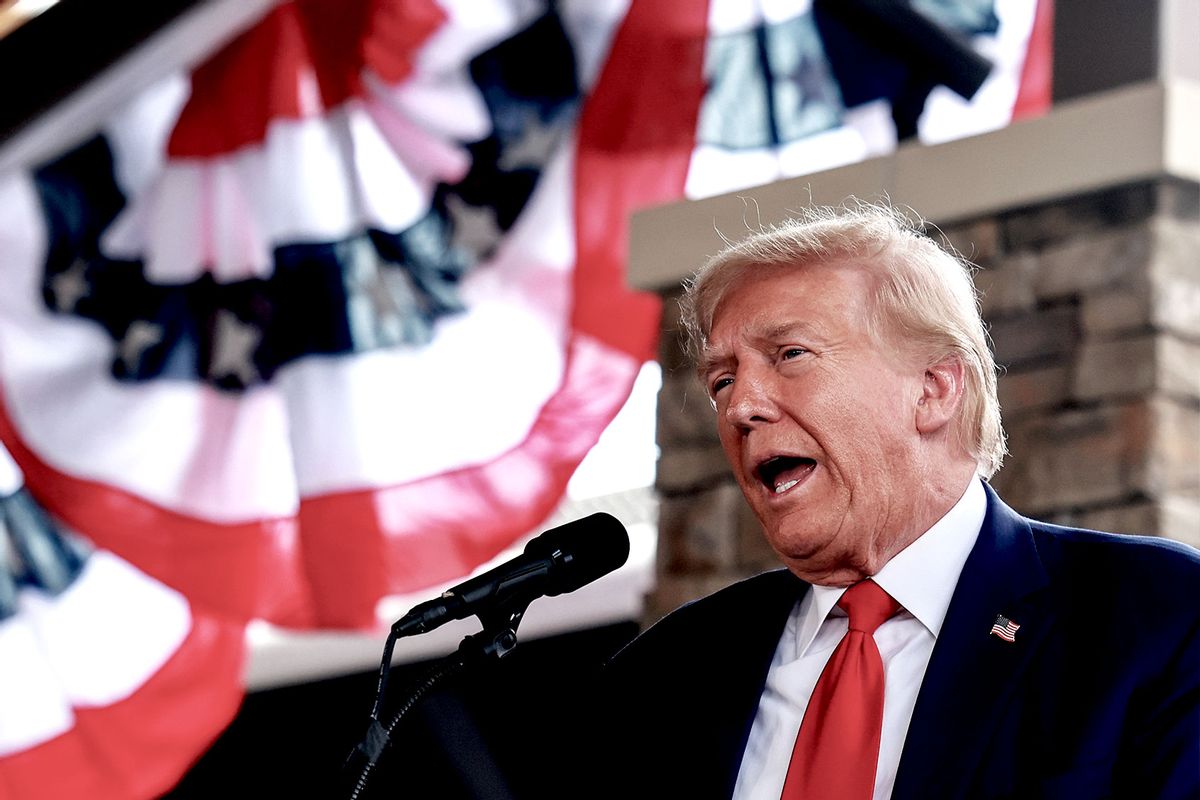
left=0, top=0, right=1195, bottom=797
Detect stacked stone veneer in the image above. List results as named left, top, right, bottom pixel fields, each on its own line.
left=649, top=179, right=1200, bottom=623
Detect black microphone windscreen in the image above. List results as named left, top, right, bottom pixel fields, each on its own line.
left=525, top=512, right=630, bottom=596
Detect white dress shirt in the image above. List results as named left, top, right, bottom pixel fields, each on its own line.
left=731, top=478, right=987, bottom=800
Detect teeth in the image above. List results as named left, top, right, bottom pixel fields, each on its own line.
left=774, top=479, right=799, bottom=494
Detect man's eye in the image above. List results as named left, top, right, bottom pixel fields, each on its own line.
left=710, top=376, right=733, bottom=394
left=780, top=347, right=807, bottom=360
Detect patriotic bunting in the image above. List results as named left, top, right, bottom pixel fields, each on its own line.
left=0, top=441, right=244, bottom=800
left=0, top=0, right=658, bottom=630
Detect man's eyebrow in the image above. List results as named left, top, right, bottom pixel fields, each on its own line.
left=760, top=319, right=818, bottom=340
left=698, top=350, right=731, bottom=377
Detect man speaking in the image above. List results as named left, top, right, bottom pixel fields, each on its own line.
left=588, top=204, right=1200, bottom=799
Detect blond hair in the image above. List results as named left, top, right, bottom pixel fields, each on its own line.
left=679, top=201, right=1007, bottom=478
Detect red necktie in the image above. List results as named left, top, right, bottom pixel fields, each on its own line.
left=780, top=579, right=901, bottom=800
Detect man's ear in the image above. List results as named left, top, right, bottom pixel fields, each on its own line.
left=915, top=355, right=965, bottom=435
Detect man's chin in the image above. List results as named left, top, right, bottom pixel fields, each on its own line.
left=766, top=532, right=836, bottom=570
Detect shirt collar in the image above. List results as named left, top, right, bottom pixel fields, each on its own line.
left=789, top=478, right=986, bottom=657
left=871, top=477, right=986, bottom=637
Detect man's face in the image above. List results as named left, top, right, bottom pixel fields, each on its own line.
left=702, top=262, right=929, bottom=585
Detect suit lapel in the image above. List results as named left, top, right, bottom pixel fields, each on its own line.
left=891, top=486, right=1055, bottom=800
left=702, top=570, right=809, bottom=796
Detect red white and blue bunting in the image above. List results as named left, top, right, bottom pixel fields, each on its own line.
left=0, top=442, right=244, bottom=798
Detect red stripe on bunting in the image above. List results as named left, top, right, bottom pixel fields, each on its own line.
left=0, top=391, right=315, bottom=628
left=168, top=5, right=313, bottom=157
left=347, top=0, right=447, bottom=84
left=168, top=0, right=444, bottom=157
left=571, top=0, right=709, bottom=358
left=1012, top=0, right=1053, bottom=120
left=0, top=611, right=244, bottom=799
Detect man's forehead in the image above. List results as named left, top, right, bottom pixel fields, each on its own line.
left=707, top=275, right=844, bottom=342
left=711, top=314, right=826, bottom=343
left=709, top=260, right=870, bottom=320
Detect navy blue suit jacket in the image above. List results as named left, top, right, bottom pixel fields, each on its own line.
left=589, top=486, right=1200, bottom=799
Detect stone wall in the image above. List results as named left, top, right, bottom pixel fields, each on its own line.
left=649, top=178, right=1200, bottom=622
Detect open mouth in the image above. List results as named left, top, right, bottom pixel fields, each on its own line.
left=755, top=456, right=817, bottom=495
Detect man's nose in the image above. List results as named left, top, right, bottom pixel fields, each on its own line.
left=724, top=371, right=779, bottom=429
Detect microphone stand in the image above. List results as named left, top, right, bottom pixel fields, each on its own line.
left=342, top=599, right=531, bottom=799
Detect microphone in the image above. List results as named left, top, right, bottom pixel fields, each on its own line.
left=392, top=512, right=629, bottom=637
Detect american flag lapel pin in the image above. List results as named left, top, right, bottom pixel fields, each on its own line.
left=990, top=614, right=1021, bottom=643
